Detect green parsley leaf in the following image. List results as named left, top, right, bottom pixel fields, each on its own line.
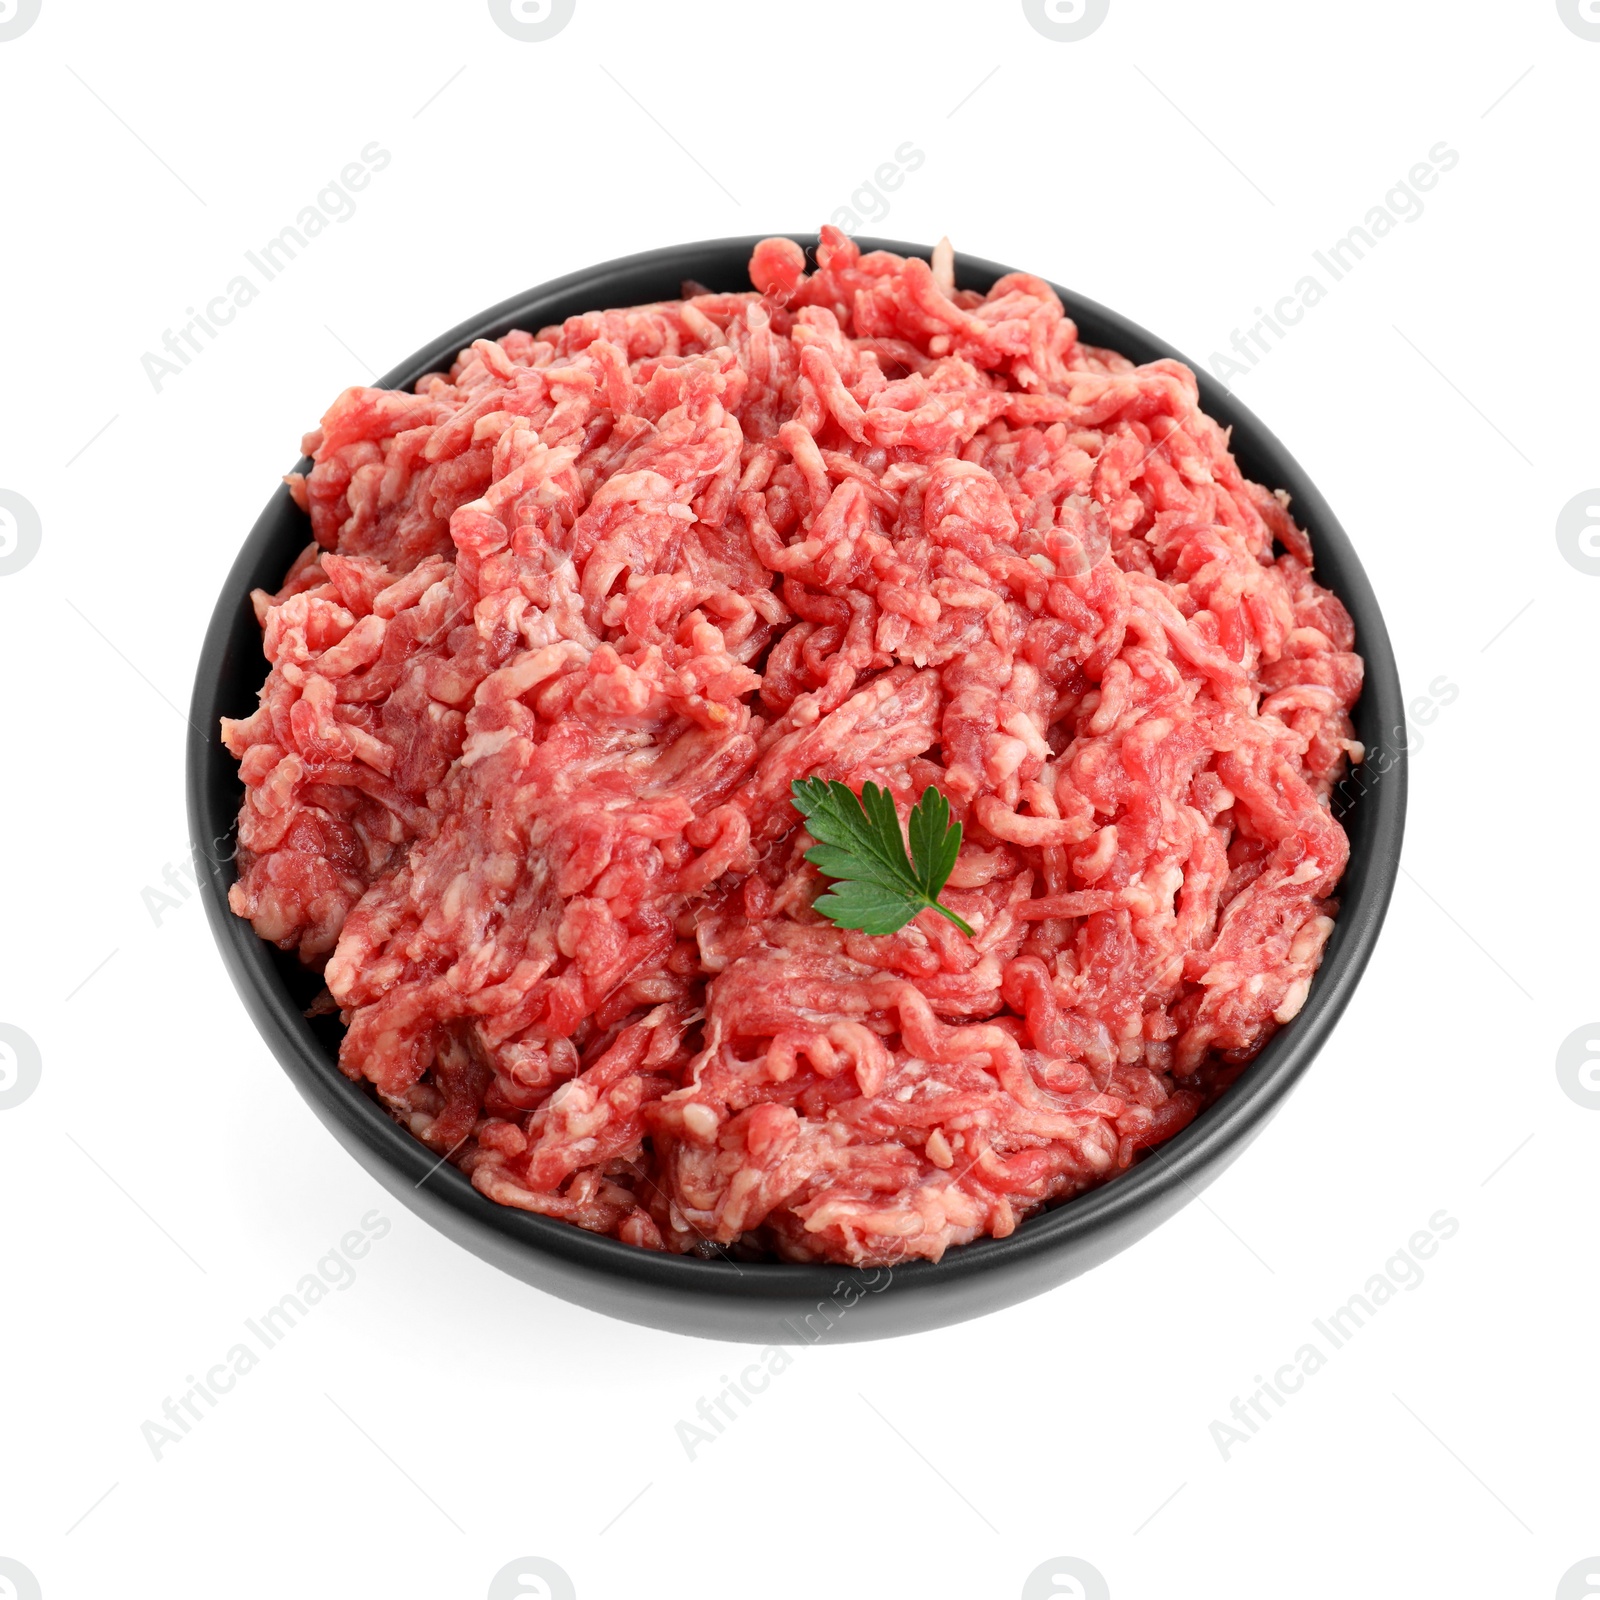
left=790, top=778, right=974, bottom=938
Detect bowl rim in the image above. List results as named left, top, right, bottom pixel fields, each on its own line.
left=186, top=232, right=1406, bottom=1339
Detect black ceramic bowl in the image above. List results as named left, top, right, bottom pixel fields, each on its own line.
left=188, top=234, right=1405, bottom=1343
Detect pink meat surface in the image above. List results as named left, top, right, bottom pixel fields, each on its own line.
left=223, top=229, right=1363, bottom=1266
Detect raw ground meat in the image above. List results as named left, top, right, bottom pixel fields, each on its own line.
left=223, top=229, right=1363, bottom=1266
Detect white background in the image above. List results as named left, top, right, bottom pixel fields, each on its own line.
left=2, top=2, right=1596, bottom=1597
